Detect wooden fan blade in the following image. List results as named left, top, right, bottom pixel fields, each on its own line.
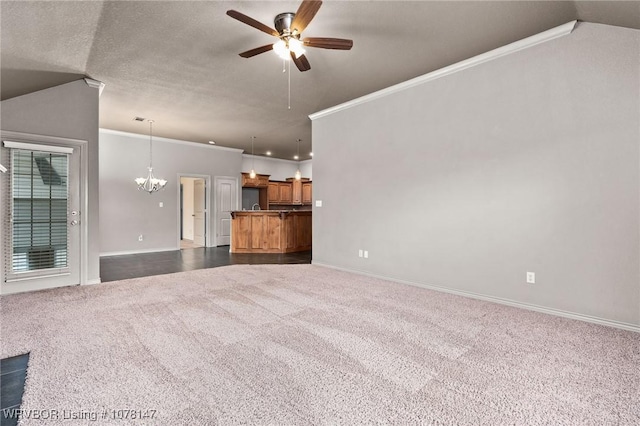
left=227, top=10, right=279, bottom=37
left=291, top=0, right=322, bottom=34
left=239, top=44, right=274, bottom=58
left=291, top=52, right=311, bottom=72
left=303, top=37, right=353, bottom=50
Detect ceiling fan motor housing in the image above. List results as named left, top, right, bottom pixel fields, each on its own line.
left=275, top=12, right=296, bottom=35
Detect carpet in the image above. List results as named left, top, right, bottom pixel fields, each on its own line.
left=1, top=264, right=638, bottom=425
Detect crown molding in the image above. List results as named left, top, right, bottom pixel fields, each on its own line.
left=84, top=78, right=105, bottom=96
left=99, top=128, right=244, bottom=153
left=242, top=153, right=312, bottom=165
left=310, top=20, right=577, bottom=121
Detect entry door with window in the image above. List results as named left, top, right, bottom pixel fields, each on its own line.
left=2, top=142, right=81, bottom=293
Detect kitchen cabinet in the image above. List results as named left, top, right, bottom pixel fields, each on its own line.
left=242, top=173, right=269, bottom=188
left=268, top=182, right=293, bottom=204
left=302, top=182, right=312, bottom=204
left=286, top=178, right=311, bottom=205
left=267, top=178, right=312, bottom=206
left=267, top=182, right=279, bottom=203
left=291, top=179, right=302, bottom=204
left=230, top=210, right=312, bottom=253
left=279, top=183, right=293, bottom=203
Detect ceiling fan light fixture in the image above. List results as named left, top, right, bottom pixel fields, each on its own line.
left=273, top=39, right=290, bottom=60
left=228, top=2, right=353, bottom=72
left=288, top=37, right=306, bottom=58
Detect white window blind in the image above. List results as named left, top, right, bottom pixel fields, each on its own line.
left=6, top=148, right=70, bottom=277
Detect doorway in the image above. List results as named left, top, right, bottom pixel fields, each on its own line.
left=179, top=177, right=206, bottom=249
left=214, top=176, right=238, bottom=247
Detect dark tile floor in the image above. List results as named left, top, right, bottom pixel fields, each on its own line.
left=0, top=247, right=311, bottom=421
left=100, top=246, right=312, bottom=282
left=1, top=353, right=29, bottom=426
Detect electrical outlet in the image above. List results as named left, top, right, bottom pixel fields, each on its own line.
left=526, top=271, right=535, bottom=284
left=358, top=249, right=363, bottom=258
left=138, top=234, right=144, bottom=242
left=364, top=250, right=369, bottom=259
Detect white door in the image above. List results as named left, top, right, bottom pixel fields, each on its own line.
left=215, top=177, right=237, bottom=246
left=2, top=141, right=81, bottom=294
left=193, top=179, right=206, bottom=246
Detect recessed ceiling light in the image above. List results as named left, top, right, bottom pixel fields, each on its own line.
left=293, top=155, right=299, bottom=160
left=265, top=151, right=272, bottom=156
left=208, top=141, right=216, bottom=145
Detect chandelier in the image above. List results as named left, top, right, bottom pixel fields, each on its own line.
left=135, top=120, right=167, bottom=193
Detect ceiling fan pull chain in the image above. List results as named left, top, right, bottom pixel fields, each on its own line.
left=288, top=59, right=291, bottom=110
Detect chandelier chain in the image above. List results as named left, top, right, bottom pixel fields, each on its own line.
left=149, top=120, right=154, bottom=169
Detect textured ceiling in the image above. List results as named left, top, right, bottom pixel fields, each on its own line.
left=2, top=1, right=639, bottom=160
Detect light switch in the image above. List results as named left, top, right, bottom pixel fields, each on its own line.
left=159, top=202, right=163, bottom=208
left=315, top=200, right=322, bottom=207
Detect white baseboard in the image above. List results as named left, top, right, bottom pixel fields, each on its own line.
left=100, top=247, right=177, bottom=257
left=311, top=261, right=639, bottom=333
left=84, top=278, right=102, bottom=285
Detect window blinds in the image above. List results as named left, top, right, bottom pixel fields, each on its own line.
left=8, top=149, right=70, bottom=274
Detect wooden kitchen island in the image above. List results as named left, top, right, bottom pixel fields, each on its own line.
left=230, top=210, right=311, bottom=253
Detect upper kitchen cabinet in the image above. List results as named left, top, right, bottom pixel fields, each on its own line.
left=242, top=172, right=270, bottom=188
left=268, top=178, right=312, bottom=207
left=279, top=183, right=293, bottom=204
left=268, top=181, right=293, bottom=204
left=286, top=178, right=311, bottom=205
left=267, top=182, right=279, bottom=203
left=302, top=182, right=312, bottom=205
left=292, top=179, right=302, bottom=204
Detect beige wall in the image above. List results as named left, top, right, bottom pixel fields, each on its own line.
left=242, top=155, right=312, bottom=181
left=311, top=23, right=640, bottom=329
left=99, top=130, right=242, bottom=255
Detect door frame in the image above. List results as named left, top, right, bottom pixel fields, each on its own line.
left=176, top=173, right=211, bottom=248
left=213, top=176, right=239, bottom=247
left=0, top=130, right=88, bottom=294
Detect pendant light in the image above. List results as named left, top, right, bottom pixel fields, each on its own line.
left=294, top=138, right=302, bottom=180
left=135, top=120, right=167, bottom=193
left=249, top=136, right=257, bottom=179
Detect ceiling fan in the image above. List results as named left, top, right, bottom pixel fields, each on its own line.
left=227, top=0, right=353, bottom=72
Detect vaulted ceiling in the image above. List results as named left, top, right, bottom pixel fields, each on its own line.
left=2, top=1, right=639, bottom=160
